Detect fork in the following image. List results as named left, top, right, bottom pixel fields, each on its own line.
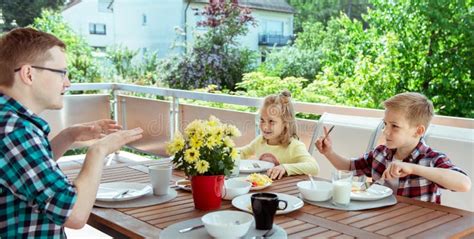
left=360, top=178, right=385, bottom=191
left=112, top=189, right=130, bottom=199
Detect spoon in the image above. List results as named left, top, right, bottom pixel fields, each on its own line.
left=308, top=174, right=316, bottom=189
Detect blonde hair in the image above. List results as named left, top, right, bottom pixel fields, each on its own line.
left=260, top=90, right=298, bottom=146
left=383, top=92, right=434, bottom=128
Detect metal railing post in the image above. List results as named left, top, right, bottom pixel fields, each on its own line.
left=170, top=96, right=180, bottom=139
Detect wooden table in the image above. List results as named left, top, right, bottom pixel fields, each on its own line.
left=62, top=160, right=474, bottom=239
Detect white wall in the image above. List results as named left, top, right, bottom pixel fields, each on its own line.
left=62, top=0, right=115, bottom=48
left=63, top=0, right=184, bottom=58
left=185, top=3, right=293, bottom=52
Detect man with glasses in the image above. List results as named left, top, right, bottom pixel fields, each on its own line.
left=0, top=28, right=143, bottom=238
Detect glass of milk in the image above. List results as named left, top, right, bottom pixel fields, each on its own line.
left=332, top=170, right=353, bottom=207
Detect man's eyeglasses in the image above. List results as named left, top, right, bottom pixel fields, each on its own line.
left=14, top=66, right=68, bottom=81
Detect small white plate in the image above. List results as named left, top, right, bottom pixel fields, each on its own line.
left=239, top=160, right=275, bottom=173
left=174, top=179, right=191, bottom=191
left=96, top=182, right=152, bottom=202
left=232, top=193, right=304, bottom=215
left=351, top=184, right=393, bottom=201
left=233, top=177, right=272, bottom=191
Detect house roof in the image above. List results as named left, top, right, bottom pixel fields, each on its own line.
left=63, top=0, right=82, bottom=11
left=62, top=0, right=294, bottom=14
left=191, top=0, right=295, bottom=14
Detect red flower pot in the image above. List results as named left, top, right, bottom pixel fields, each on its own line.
left=191, top=175, right=224, bottom=210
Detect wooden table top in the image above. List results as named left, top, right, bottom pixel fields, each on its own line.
left=62, top=160, right=474, bottom=239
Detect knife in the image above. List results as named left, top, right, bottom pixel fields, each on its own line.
left=178, top=224, right=204, bottom=233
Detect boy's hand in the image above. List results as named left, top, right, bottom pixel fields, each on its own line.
left=315, top=126, right=333, bottom=155
left=267, top=165, right=286, bottom=180
left=382, top=161, right=414, bottom=179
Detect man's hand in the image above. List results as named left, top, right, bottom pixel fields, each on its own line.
left=90, top=127, right=143, bottom=156
left=315, top=126, right=334, bottom=156
left=69, top=119, right=122, bottom=142
left=382, top=161, right=414, bottom=180
left=267, top=165, right=286, bottom=180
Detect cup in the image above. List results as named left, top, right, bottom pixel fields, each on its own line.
left=332, top=170, right=353, bottom=207
left=148, top=165, right=172, bottom=196
left=251, top=193, right=288, bottom=230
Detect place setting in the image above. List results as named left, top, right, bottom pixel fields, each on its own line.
left=95, top=165, right=177, bottom=208
left=160, top=192, right=292, bottom=239
left=298, top=171, right=397, bottom=211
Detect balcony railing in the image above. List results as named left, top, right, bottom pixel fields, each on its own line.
left=258, top=34, right=293, bottom=46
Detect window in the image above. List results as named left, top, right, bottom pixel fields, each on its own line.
left=142, top=14, right=147, bottom=26
left=260, top=20, right=284, bottom=35
left=98, top=0, right=113, bottom=13
left=89, top=23, right=106, bottom=35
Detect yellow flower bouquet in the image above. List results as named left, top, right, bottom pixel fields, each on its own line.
left=167, top=116, right=241, bottom=176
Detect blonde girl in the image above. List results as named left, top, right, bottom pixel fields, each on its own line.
left=239, top=90, right=319, bottom=179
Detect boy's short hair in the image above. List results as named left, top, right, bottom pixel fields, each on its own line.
left=0, top=27, right=66, bottom=87
left=383, top=92, right=434, bottom=128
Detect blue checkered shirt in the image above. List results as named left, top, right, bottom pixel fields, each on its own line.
left=0, top=93, right=77, bottom=238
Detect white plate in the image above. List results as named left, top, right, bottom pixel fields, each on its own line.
left=96, top=182, right=152, bottom=202
left=232, top=193, right=304, bottom=215
left=233, top=177, right=272, bottom=191
left=239, top=160, right=275, bottom=173
left=351, top=184, right=393, bottom=201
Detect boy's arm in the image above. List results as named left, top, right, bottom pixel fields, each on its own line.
left=383, top=161, right=471, bottom=192
left=315, top=126, right=351, bottom=170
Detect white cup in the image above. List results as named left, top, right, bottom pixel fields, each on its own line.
left=149, top=165, right=172, bottom=196
left=332, top=170, right=352, bottom=207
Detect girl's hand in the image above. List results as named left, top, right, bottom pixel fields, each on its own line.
left=315, top=126, right=333, bottom=155
left=69, top=119, right=122, bottom=141
left=259, top=153, right=280, bottom=165
left=382, top=161, right=414, bottom=180
left=267, top=165, right=286, bottom=180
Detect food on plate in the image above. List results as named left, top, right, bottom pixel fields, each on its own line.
left=246, top=173, right=273, bottom=187
left=177, top=179, right=191, bottom=186
left=351, top=181, right=370, bottom=192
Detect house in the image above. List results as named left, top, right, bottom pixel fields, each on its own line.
left=62, top=0, right=294, bottom=59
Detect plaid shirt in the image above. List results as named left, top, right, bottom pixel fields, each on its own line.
left=350, top=139, right=467, bottom=204
left=0, top=93, right=77, bottom=238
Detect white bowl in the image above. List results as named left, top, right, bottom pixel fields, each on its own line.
left=222, top=179, right=251, bottom=200
left=297, top=180, right=333, bottom=201
left=201, top=210, right=254, bottom=238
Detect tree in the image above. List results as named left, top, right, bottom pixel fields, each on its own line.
left=287, top=0, right=371, bottom=32
left=32, top=10, right=102, bottom=83
left=158, top=1, right=257, bottom=90
left=1, top=0, right=65, bottom=30
left=256, top=0, right=473, bottom=117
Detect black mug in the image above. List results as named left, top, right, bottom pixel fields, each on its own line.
left=251, top=193, right=288, bottom=230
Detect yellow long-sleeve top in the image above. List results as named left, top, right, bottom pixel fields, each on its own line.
left=239, top=136, right=319, bottom=176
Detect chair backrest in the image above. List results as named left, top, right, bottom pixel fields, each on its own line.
left=424, top=124, right=474, bottom=212
left=308, top=113, right=383, bottom=180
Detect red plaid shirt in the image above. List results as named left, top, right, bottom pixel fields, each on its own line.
left=350, top=139, right=466, bottom=204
